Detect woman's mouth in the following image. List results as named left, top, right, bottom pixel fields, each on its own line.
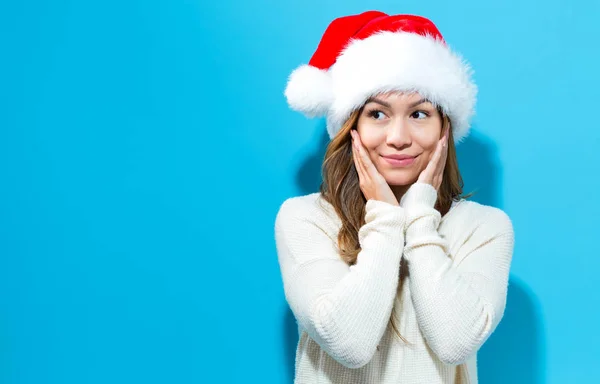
left=381, top=154, right=418, bottom=167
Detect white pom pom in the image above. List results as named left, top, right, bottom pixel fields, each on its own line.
left=284, top=64, right=333, bottom=118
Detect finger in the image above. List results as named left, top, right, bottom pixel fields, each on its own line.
left=352, top=132, right=369, bottom=179
left=354, top=132, right=380, bottom=180
left=352, top=137, right=368, bottom=182
left=431, top=137, right=444, bottom=166
left=441, top=138, right=449, bottom=166
left=430, top=138, right=446, bottom=177
left=437, top=134, right=448, bottom=162
left=435, top=130, right=449, bottom=184
left=418, top=142, right=437, bottom=183
left=352, top=144, right=363, bottom=176
left=440, top=129, right=449, bottom=166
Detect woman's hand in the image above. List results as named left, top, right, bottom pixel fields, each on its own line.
left=417, top=126, right=449, bottom=191
left=351, top=129, right=399, bottom=206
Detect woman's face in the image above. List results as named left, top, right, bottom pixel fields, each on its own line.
left=356, top=91, right=444, bottom=186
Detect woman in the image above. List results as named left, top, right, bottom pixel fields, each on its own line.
left=275, top=10, right=514, bottom=384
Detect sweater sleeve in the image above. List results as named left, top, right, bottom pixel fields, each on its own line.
left=274, top=197, right=406, bottom=369
left=399, top=182, right=515, bottom=366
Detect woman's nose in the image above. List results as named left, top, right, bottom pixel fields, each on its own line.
left=386, top=119, right=412, bottom=147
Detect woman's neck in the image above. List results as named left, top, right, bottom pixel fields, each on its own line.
left=391, top=183, right=449, bottom=217
left=391, top=184, right=411, bottom=205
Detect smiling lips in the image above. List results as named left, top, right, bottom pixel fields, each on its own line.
left=381, top=154, right=418, bottom=167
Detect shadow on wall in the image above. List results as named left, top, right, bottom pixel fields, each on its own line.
left=479, top=276, right=547, bottom=384
left=281, top=120, right=546, bottom=383
left=295, top=120, right=330, bottom=197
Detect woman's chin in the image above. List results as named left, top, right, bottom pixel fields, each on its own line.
left=382, top=172, right=417, bottom=186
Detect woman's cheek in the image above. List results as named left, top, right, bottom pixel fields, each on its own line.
left=360, top=132, right=384, bottom=148
left=415, top=152, right=430, bottom=171
left=412, top=129, right=438, bottom=146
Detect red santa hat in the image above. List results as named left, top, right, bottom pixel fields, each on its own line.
left=284, top=11, right=477, bottom=144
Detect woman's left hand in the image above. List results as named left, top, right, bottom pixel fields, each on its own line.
left=417, top=126, right=449, bottom=191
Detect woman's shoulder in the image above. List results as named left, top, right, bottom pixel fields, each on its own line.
left=278, top=191, right=321, bottom=210
left=276, top=192, right=324, bottom=218
left=275, top=192, right=340, bottom=228
left=446, top=198, right=513, bottom=235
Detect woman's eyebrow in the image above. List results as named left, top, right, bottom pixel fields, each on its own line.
left=365, top=97, right=392, bottom=108
left=365, top=97, right=431, bottom=109
left=408, top=98, right=431, bottom=108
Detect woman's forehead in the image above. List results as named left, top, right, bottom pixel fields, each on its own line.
left=366, top=91, right=434, bottom=107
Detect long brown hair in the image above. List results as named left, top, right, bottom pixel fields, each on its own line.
left=319, top=103, right=474, bottom=344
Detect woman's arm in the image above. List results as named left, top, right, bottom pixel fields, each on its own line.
left=274, top=197, right=405, bottom=369
left=400, top=182, right=515, bottom=366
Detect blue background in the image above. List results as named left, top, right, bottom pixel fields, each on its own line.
left=1, top=0, right=599, bottom=382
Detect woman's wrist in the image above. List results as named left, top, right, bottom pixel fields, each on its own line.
left=399, top=182, right=438, bottom=209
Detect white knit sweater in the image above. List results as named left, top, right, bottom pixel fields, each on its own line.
left=274, top=182, right=514, bottom=384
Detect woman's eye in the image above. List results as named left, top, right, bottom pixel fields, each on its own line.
left=368, top=110, right=386, bottom=120
left=411, top=111, right=429, bottom=119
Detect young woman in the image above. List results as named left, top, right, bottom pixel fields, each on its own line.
left=275, top=11, right=514, bottom=384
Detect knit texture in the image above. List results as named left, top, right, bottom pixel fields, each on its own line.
left=274, top=182, right=514, bottom=383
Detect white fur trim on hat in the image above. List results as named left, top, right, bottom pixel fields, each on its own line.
left=284, top=64, right=334, bottom=118
left=327, top=31, right=477, bottom=143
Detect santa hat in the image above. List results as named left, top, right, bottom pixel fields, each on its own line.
left=284, top=11, right=477, bottom=144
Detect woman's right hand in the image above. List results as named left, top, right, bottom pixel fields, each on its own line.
left=416, top=125, right=449, bottom=192
left=351, top=129, right=399, bottom=207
